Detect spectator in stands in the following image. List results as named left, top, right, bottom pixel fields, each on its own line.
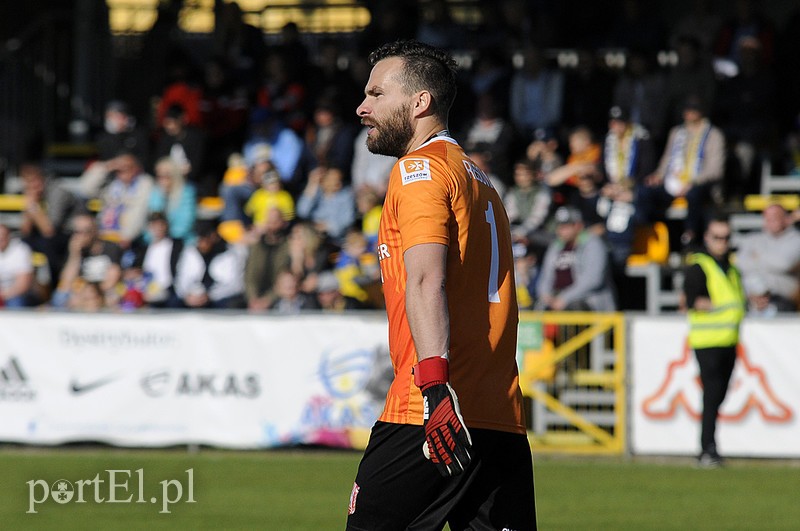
left=600, top=105, right=658, bottom=270
left=611, top=48, right=669, bottom=145
left=525, top=127, right=563, bottom=177
left=571, top=168, right=607, bottom=237
left=513, top=241, right=538, bottom=310
left=466, top=148, right=506, bottom=198
left=714, top=0, right=776, bottom=66
left=67, top=280, right=106, bottom=312
left=173, top=220, right=247, bottom=309
left=736, top=204, right=800, bottom=314
left=535, top=206, right=616, bottom=312
left=267, top=269, right=320, bottom=314
left=304, top=93, right=357, bottom=173
left=52, top=213, right=123, bottom=308
left=545, top=126, right=602, bottom=208
left=198, top=56, right=250, bottom=181
left=243, top=164, right=295, bottom=226
left=155, top=62, right=204, bottom=131
left=307, top=38, right=360, bottom=120
left=242, top=108, right=306, bottom=195
left=332, top=228, right=381, bottom=309
left=19, top=162, right=80, bottom=286
left=714, top=36, right=777, bottom=198
left=244, top=207, right=291, bottom=312
left=219, top=148, right=265, bottom=224
left=467, top=46, right=513, bottom=114
left=148, top=156, right=197, bottom=243
left=666, top=35, right=717, bottom=128
left=286, top=221, right=330, bottom=290
left=97, top=152, right=154, bottom=249
left=0, top=224, right=37, bottom=308
left=458, top=92, right=519, bottom=185
left=635, top=95, right=726, bottom=249
left=315, top=270, right=365, bottom=312
left=256, top=51, right=309, bottom=135
left=509, top=45, right=564, bottom=138
left=127, top=212, right=184, bottom=309
left=154, top=104, right=209, bottom=195
left=273, top=22, right=312, bottom=86
left=296, top=165, right=356, bottom=244
left=212, top=0, right=268, bottom=93
left=505, top=158, right=553, bottom=257
left=562, top=49, right=616, bottom=139
left=95, top=100, right=151, bottom=165
left=351, top=125, right=395, bottom=198
left=355, top=186, right=382, bottom=251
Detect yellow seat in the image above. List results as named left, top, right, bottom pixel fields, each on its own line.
left=217, top=219, right=245, bottom=244
left=671, top=197, right=687, bottom=208
left=0, top=194, right=25, bottom=211
left=743, top=194, right=800, bottom=212
left=627, top=221, right=670, bottom=266
left=199, top=196, right=224, bottom=211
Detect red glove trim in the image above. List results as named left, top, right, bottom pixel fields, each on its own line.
left=413, top=356, right=449, bottom=390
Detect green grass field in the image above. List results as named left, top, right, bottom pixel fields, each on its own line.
left=1, top=446, right=798, bottom=530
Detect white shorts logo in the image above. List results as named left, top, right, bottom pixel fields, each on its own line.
left=401, top=158, right=431, bottom=185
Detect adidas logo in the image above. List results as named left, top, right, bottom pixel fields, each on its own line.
left=0, top=356, right=36, bottom=401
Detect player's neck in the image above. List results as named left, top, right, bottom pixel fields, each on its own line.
left=406, top=122, right=449, bottom=155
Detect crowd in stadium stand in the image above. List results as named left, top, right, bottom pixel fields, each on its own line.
left=3, top=0, right=800, bottom=313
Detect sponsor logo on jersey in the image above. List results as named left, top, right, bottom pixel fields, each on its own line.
left=400, top=158, right=431, bottom=185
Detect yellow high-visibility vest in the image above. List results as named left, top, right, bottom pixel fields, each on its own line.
left=687, top=253, right=745, bottom=349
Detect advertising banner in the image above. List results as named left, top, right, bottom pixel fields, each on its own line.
left=630, top=317, right=799, bottom=457
left=0, top=312, right=391, bottom=449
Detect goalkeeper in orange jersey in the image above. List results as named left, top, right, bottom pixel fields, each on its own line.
left=346, top=40, right=536, bottom=531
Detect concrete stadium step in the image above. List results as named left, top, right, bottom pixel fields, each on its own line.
left=558, top=389, right=617, bottom=407
left=542, top=410, right=617, bottom=427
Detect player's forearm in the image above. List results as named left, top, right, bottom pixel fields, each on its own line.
left=403, top=244, right=450, bottom=361
left=406, top=278, right=450, bottom=362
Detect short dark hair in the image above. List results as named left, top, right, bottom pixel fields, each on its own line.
left=368, top=40, right=458, bottom=123
left=704, top=213, right=730, bottom=232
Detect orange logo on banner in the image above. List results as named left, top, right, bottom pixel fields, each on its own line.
left=642, top=341, right=793, bottom=423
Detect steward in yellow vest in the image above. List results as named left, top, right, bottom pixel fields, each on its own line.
left=681, top=216, right=746, bottom=467
left=686, top=253, right=746, bottom=348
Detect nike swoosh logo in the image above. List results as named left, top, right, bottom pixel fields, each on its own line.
left=70, top=375, right=119, bottom=395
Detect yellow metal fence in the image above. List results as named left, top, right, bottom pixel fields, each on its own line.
left=518, top=311, right=626, bottom=454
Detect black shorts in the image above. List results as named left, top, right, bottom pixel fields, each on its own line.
left=346, top=421, right=537, bottom=531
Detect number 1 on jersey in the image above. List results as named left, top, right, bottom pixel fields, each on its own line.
left=485, top=201, right=501, bottom=303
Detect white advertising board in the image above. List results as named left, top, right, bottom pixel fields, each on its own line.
left=0, top=312, right=391, bottom=449
left=630, top=317, right=799, bottom=457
